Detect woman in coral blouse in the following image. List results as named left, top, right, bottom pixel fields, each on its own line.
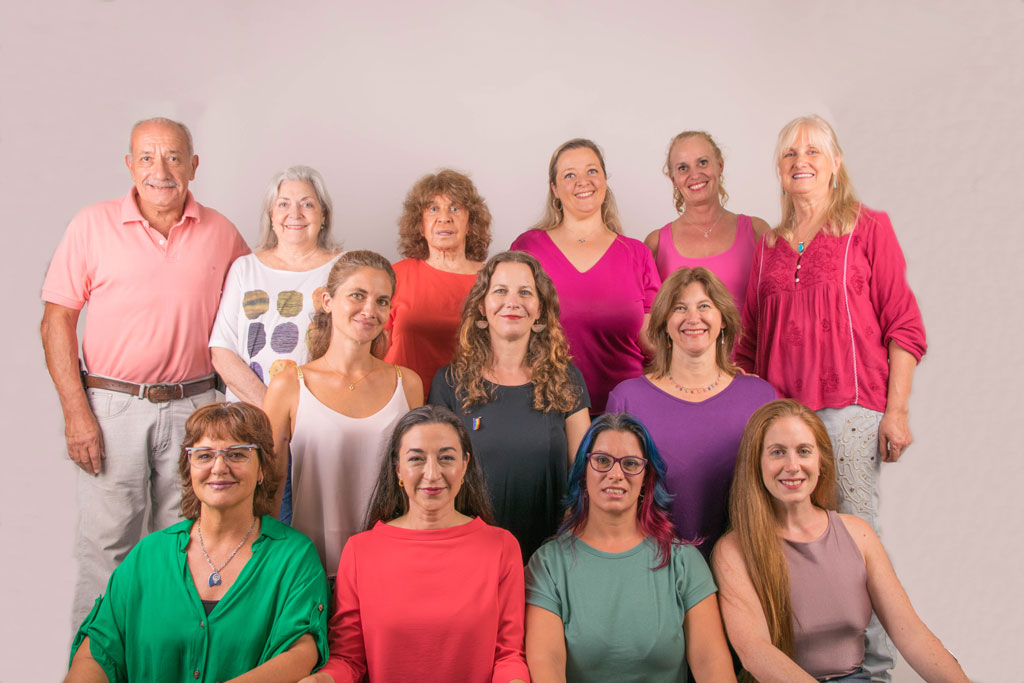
left=512, top=138, right=660, bottom=414
left=735, top=115, right=927, bottom=681
left=384, top=169, right=491, bottom=396
left=302, top=405, right=529, bottom=683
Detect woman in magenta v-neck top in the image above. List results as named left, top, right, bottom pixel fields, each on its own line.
left=511, top=138, right=659, bottom=413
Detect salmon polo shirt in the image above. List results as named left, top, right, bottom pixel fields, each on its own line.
left=42, top=189, right=249, bottom=384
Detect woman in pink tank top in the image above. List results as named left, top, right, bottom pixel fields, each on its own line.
left=644, top=131, right=771, bottom=315
left=712, top=400, right=968, bottom=683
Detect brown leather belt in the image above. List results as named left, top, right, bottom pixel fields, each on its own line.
left=82, top=373, right=217, bottom=403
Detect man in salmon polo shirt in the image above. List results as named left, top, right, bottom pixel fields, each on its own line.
left=40, top=117, right=250, bottom=629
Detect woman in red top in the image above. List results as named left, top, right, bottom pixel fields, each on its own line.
left=735, top=115, right=926, bottom=682
left=302, top=405, right=529, bottom=683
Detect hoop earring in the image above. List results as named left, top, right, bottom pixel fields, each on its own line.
left=552, top=196, right=562, bottom=212
left=531, top=321, right=546, bottom=333
left=398, top=479, right=404, bottom=488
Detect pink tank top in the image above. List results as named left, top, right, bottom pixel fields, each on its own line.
left=782, top=510, right=872, bottom=679
left=654, top=214, right=755, bottom=313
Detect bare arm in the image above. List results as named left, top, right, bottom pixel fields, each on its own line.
left=879, top=341, right=917, bottom=462
left=750, top=216, right=772, bottom=240
left=263, top=369, right=300, bottom=517
left=211, top=346, right=268, bottom=405
left=399, top=366, right=424, bottom=409
left=711, top=535, right=816, bottom=683
left=64, top=637, right=107, bottom=683
left=564, top=408, right=590, bottom=466
left=41, top=302, right=103, bottom=475
left=639, top=313, right=656, bottom=357
left=525, top=604, right=567, bottom=683
left=643, top=229, right=660, bottom=257
left=683, top=593, right=737, bottom=682
left=843, top=516, right=969, bottom=682
left=227, top=634, right=319, bottom=683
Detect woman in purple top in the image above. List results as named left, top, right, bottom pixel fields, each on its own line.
left=712, top=400, right=969, bottom=683
left=511, top=138, right=660, bottom=414
left=607, top=266, right=776, bottom=560
left=643, top=131, right=770, bottom=314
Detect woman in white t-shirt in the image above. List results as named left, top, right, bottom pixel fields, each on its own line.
left=210, top=165, right=342, bottom=404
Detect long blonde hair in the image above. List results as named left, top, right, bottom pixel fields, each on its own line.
left=530, top=138, right=623, bottom=234
left=769, top=115, right=860, bottom=247
left=449, top=251, right=580, bottom=413
left=728, top=399, right=838, bottom=669
left=662, top=130, right=729, bottom=213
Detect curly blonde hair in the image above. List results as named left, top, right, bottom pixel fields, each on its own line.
left=449, top=251, right=580, bottom=413
left=662, top=131, right=730, bottom=213
left=397, top=169, right=492, bottom=261
left=769, top=115, right=860, bottom=246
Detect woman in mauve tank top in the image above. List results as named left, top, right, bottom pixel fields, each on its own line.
left=712, top=399, right=968, bottom=683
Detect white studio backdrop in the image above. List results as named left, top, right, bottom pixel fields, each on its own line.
left=2, top=2, right=1021, bottom=681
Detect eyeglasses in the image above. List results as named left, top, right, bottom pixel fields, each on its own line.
left=185, top=445, right=258, bottom=468
left=585, top=452, right=648, bottom=476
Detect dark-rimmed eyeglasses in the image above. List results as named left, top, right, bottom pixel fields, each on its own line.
left=585, top=452, right=648, bottom=476
left=185, top=445, right=258, bottom=468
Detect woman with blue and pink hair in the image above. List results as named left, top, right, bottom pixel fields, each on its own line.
left=524, top=413, right=735, bottom=682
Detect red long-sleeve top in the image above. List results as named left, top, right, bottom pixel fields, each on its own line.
left=735, top=205, right=926, bottom=413
left=320, top=517, right=530, bottom=683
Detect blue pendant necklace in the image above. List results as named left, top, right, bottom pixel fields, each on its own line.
left=197, top=516, right=257, bottom=587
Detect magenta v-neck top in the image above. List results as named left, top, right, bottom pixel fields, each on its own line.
left=735, top=206, right=926, bottom=412
left=511, top=229, right=660, bottom=413
left=653, top=214, right=756, bottom=314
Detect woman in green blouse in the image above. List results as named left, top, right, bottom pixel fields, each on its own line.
left=66, top=402, right=329, bottom=683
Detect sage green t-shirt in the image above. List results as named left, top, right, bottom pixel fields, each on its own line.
left=70, top=516, right=329, bottom=682
left=526, top=535, right=715, bottom=682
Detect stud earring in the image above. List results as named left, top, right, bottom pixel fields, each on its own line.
left=398, top=479, right=404, bottom=487
left=781, top=188, right=786, bottom=196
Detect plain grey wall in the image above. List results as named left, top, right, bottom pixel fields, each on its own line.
left=2, top=2, right=1020, bottom=681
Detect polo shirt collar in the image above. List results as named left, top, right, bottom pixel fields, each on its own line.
left=120, top=187, right=199, bottom=226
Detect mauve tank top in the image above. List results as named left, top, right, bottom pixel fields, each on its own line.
left=782, top=509, right=872, bottom=679
left=654, top=214, right=755, bottom=313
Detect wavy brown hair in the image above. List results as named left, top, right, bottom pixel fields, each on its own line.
left=727, top=399, right=838, bottom=670
left=769, top=115, right=861, bottom=246
left=530, top=138, right=623, bottom=234
left=662, top=130, right=730, bottom=213
left=646, top=266, right=741, bottom=378
left=397, top=169, right=492, bottom=261
left=308, top=250, right=396, bottom=360
left=178, top=402, right=281, bottom=519
left=449, top=251, right=580, bottom=413
left=363, top=405, right=494, bottom=528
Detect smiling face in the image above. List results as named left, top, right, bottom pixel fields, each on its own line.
left=125, top=121, right=198, bottom=218
left=585, top=429, right=646, bottom=516
left=481, top=261, right=541, bottom=343
left=270, top=179, right=324, bottom=249
left=322, top=266, right=393, bottom=345
left=760, top=415, right=822, bottom=508
left=668, top=135, right=723, bottom=207
left=190, top=434, right=262, bottom=515
left=551, top=147, right=607, bottom=220
left=396, top=423, right=470, bottom=516
left=421, top=194, right=470, bottom=255
left=666, top=281, right=724, bottom=359
left=778, top=126, right=841, bottom=200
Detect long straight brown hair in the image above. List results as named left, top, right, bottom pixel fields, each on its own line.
left=728, top=399, right=837, bottom=669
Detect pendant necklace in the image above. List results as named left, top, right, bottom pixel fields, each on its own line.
left=682, top=208, right=723, bottom=239
left=197, top=516, right=257, bottom=587
left=667, top=370, right=722, bottom=395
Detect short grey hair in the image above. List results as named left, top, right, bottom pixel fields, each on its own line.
left=128, top=117, right=195, bottom=158
left=256, top=165, right=337, bottom=251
